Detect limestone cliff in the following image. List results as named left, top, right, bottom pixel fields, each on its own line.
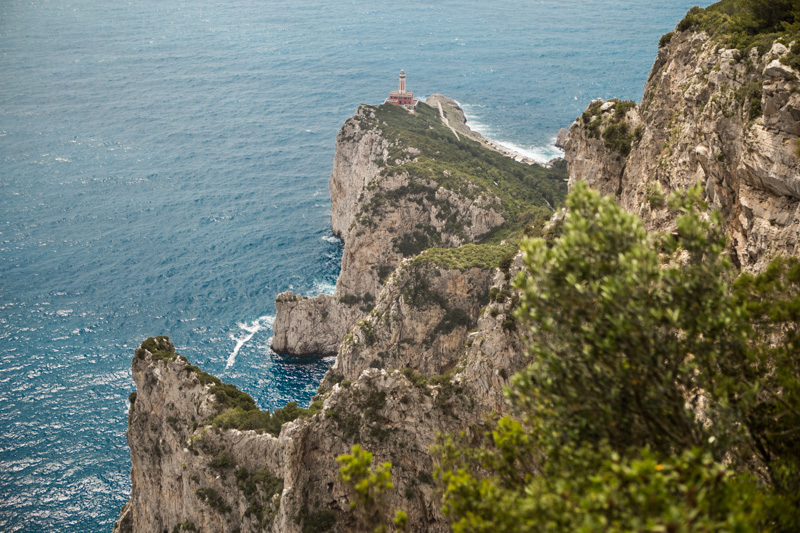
left=565, top=27, right=800, bottom=271
left=116, top=272, right=523, bottom=533
left=116, top=97, right=564, bottom=532
left=273, top=99, right=564, bottom=355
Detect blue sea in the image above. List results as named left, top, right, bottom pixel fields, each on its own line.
left=1, top=1, right=710, bottom=530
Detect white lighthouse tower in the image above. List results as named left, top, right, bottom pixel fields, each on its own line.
left=398, top=69, right=406, bottom=93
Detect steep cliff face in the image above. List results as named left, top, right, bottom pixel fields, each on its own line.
left=333, top=257, right=494, bottom=382
left=118, top=96, right=564, bottom=532
left=116, top=316, right=512, bottom=533
left=273, top=99, right=564, bottom=355
left=272, top=103, right=507, bottom=356
left=565, top=29, right=800, bottom=271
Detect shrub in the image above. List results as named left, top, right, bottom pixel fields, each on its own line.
left=436, top=182, right=800, bottom=531
left=195, top=488, right=231, bottom=514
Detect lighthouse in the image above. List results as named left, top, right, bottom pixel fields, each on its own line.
left=386, top=70, right=418, bottom=111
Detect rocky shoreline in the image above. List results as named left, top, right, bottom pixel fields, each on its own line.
left=115, top=20, right=799, bottom=532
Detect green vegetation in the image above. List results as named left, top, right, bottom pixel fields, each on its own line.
left=195, top=488, right=232, bottom=514
left=296, top=507, right=337, bottom=533
left=435, top=182, right=800, bottom=531
left=236, top=467, right=284, bottom=527
left=581, top=99, right=638, bottom=156
left=431, top=308, right=472, bottom=336
left=734, top=79, right=764, bottom=121
left=340, top=292, right=377, bottom=313
left=355, top=102, right=567, bottom=245
left=393, top=224, right=441, bottom=257
left=208, top=450, right=234, bottom=470
left=337, top=445, right=406, bottom=532
left=399, top=266, right=448, bottom=310
left=410, top=243, right=515, bottom=271
left=327, top=409, right=362, bottom=443
left=211, top=399, right=323, bottom=436
left=676, top=0, right=800, bottom=61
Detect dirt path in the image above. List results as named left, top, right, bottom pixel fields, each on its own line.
left=437, top=102, right=460, bottom=141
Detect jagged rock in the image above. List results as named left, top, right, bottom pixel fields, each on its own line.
left=333, top=259, right=495, bottom=381
left=115, top=331, right=504, bottom=532
left=272, top=103, right=505, bottom=355
left=555, top=128, right=569, bottom=150
left=566, top=29, right=800, bottom=272
left=271, top=292, right=360, bottom=356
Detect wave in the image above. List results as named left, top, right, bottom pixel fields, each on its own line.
left=309, top=279, right=336, bottom=296
left=458, top=105, right=561, bottom=164
left=492, top=138, right=563, bottom=164
left=226, top=315, right=275, bottom=369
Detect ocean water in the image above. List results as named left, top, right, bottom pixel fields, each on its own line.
left=0, top=1, right=710, bottom=530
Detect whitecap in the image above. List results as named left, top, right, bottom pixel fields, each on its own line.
left=492, top=139, right=563, bottom=164
left=321, top=235, right=340, bottom=244
left=309, top=279, right=335, bottom=296
left=226, top=315, right=275, bottom=369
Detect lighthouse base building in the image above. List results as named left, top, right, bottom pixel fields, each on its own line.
left=385, top=70, right=419, bottom=111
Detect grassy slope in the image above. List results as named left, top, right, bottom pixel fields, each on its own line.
left=353, top=102, right=568, bottom=249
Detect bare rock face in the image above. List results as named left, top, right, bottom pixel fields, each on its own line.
left=116, top=315, right=511, bottom=532
left=566, top=31, right=800, bottom=271
left=271, top=292, right=362, bottom=356
left=458, top=256, right=530, bottom=414
left=272, top=104, right=505, bottom=356
left=333, top=259, right=495, bottom=382
left=114, top=338, right=288, bottom=533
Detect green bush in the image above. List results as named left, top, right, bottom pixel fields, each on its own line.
left=675, top=0, right=800, bottom=56
left=301, top=510, right=337, bottom=533
left=195, top=488, right=231, bottom=514
left=436, top=182, right=800, bottom=531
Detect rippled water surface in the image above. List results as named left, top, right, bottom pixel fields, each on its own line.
left=1, top=1, right=709, bottom=530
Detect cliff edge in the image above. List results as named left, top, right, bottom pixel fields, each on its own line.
left=272, top=98, right=565, bottom=355
left=565, top=13, right=800, bottom=272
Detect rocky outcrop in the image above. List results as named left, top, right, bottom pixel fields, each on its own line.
left=116, top=315, right=509, bottom=532
left=332, top=258, right=495, bottom=382
left=565, top=31, right=800, bottom=271
left=271, top=292, right=362, bottom=356
left=272, top=103, right=506, bottom=355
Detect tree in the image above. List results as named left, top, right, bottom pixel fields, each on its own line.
left=436, top=182, right=800, bottom=532
left=740, top=0, right=799, bottom=32
left=337, top=445, right=407, bottom=532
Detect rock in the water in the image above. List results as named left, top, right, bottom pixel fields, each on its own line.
left=555, top=127, right=569, bottom=150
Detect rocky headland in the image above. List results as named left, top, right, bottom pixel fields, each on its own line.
left=115, top=97, right=565, bottom=532
left=115, top=8, right=799, bottom=532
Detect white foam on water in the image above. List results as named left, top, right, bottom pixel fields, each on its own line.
left=493, top=138, right=563, bottom=164
left=226, top=315, right=274, bottom=369
left=321, top=235, right=340, bottom=244
left=459, top=103, right=562, bottom=163
left=309, top=279, right=336, bottom=296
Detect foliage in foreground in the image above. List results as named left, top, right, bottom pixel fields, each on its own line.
left=336, top=445, right=406, bottom=533
left=436, top=182, right=800, bottom=532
